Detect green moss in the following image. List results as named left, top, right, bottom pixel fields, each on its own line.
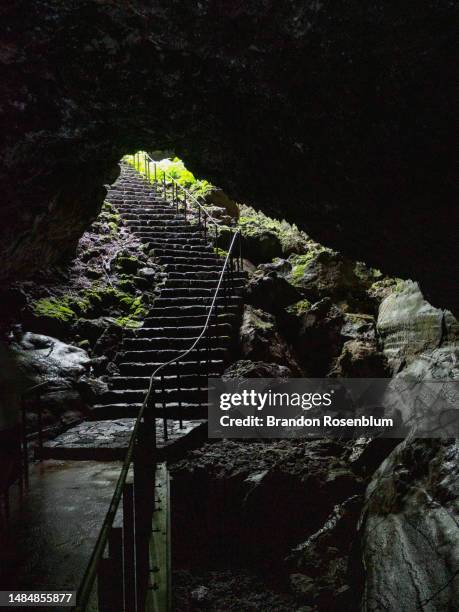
left=214, top=247, right=229, bottom=258
left=33, top=297, right=76, bottom=322
left=286, top=299, right=312, bottom=316
left=369, top=277, right=405, bottom=296
left=117, top=279, right=137, bottom=292
left=114, top=255, right=139, bottom=273
left=236, top=204, right=310, bottom=256
left=115, top=316, right=143, bottom=328
left=108, top=221, right=119, bottom=234
left=124, top=153, right=213, bottom=198
left=288, top=247, right=331, bottom=285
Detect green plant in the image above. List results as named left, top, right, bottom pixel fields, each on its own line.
left=124, top=152, right=213, bottom=198
left=33, top=297, right=76, bottom=322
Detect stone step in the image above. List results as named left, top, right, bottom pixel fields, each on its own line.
left=164, top=278, right=245, bottom=289
left=38, top=419, right=206, bottom=461
left=98, top=386, right=210, bottom=405
left=148, top=304, right=240, bottom=318
left=143, top=313, right=237, bottom=327
left=124, top=322, right=232, bottom=338
left=142, top=239, right=211, bottom=249
left=153, top=295, right=243, bottom=308
left=162, top=263, right=234, bottom=273
left=120, top=211, right=181, bottom=219
left=127, top=223, right=199, bottom=231
left=110, top=373, right=220, bottom=390
left=150, top=247, right=217, bottom=258
left=159, top=287, right=242, bottom=298
left=122, top=334, right=230, bottom=350
left=118, top=359, right=224, bottom=376
left=89, top=402, right=209, bottom=420
left=167, top=270, right=247, bottom=281
left=128, top=212, right=182, bottom=221
left=119, top=346, right=227, bottom=363
left=108, top=196, right=162, bottom=203
left=137, top=223, right=198, bottom=232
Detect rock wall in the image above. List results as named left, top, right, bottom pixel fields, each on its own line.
left=1, top=1, right=457, bottom=313
left=377, top=281, right=458, bottom=373
left=360, top=438, right=459, bottom=612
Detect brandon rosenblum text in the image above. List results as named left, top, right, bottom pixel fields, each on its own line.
left=219, top=415, right=394, bottom=428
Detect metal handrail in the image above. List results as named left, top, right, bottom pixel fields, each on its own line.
left=128, top=152, right=220, bottom=228
left=143, top=229, right=240, bottom=407
left=76, top=154, right=242, bottom=611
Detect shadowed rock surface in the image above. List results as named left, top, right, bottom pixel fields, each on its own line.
left=1, top=1, right=457, bottom=313
left=360, top=438, right=459, bottom=612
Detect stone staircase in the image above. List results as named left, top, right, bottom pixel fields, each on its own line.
left=40, top=163, right=246, bottom=458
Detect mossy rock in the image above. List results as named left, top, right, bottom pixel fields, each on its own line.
left=117, top=278, right=137, bottom=293
left=28, top=297, right=77, bottom=336
left=33, top=297, right=76, bottom=323
left=286, top=299, right=312, bottom=316
left=86, top=268, right=103, bottom=280
left=114, top=255, right=139, bottom=274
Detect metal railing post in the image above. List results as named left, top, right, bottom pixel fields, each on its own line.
left=177, top=360, right=183, bottom=429
left=123, top=483, right=136, bottom=612
left=161, top=373, right=168, bottom=441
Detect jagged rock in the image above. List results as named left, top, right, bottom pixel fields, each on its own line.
left=395, top=345, right=459, bottom=381
left=137, top=266, right=157, bottom=280
left=239, top=305, right=301, bottom=374
left=93, top=323, right=123, bottom=361
left=377, top=281, right=456, bottom=372
left=242, top=228, right=283, bottom=265
left=359, top=438, right=459, bottom=612
left=76, top=375, right=109, bottom=404
left=289, top=251, right=371, bottom=312
left=245, top=268, right=302, bottom=313
left=289, top=298, right=345, bottom=376
left=287, top=495, right=362, bottom=609
left=171, top=438, right=363, bottom=567
left=223, top=360, right=293, bottom=380
left=190, top=585, right=211, bottom=605
left=3, top=332, right=91, bottom=428
left=204, top=187, right=239, bottom=219
left=329, top=340, right=390, bottom=378
left=341, top=313, right=376, bottom=342
left=10, top=332, right=90, bottom=380
left=74, top=316, right=117, bottom=344
left=258, top=258, right=293, bottom=279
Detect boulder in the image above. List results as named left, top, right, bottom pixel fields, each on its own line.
left=258, top=258, right=293, bottom=279
left=204, top=187, right=239, bottom=219
left=242, top=228, right=283, bottom=265
left=377, top=280, right=456, bottom=372
left=223, top=360, right=293, bottom=380
left=341, top=313, right=376, bottom=342
left=289, top=250, right=371, bottom=311
left=239, top=305, right=301, bottom=374
left=287, top=495, right=362, bottom=609
left=93, top=322, right=123, bottom=361
left=4, top=332, right=91, bottom=429
left=245, top=268, right=301, bottom=313
left=10, top=332, right=90, bottom=380
left=394, top=345, right=459, bottom=382
left=74, top=316, right=116, bottom=345
left=359, top=438, right=459, bottom=612
left=171, top=438, right=362, bottom=568
left=329, top=340, right=390, bottom=378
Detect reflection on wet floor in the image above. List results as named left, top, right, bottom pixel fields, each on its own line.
left=0, top=460, right=121, bottom=603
